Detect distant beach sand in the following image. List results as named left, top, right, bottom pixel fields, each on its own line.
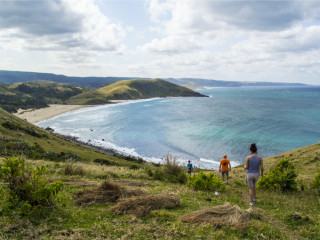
left=14, top=104, right=92, bottom=124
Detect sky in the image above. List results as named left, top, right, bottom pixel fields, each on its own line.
left=0, top=0, right=320, bottom=84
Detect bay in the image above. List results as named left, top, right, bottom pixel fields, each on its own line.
left=37, top=86, right=320, bottom=169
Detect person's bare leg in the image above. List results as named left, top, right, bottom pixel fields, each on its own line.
left=249, top=187, right=254, bottom=202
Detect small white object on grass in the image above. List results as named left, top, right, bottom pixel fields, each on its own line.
left=214, top=191, right=219, bottom=196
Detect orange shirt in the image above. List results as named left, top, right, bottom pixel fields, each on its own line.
left=220, top=159, right=230, bottom=172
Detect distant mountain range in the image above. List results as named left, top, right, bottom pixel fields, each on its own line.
left=166, top=78, right=307, bottom=89
left=0, top=70, right=306, bottom=89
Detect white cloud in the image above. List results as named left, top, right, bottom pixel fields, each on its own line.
left=0, top=0, right=127, bottom=62
left=138, top=0, right=320, bottom=84
left=147, top=0, right=315, bottom=34
left=145, top=0, right=173, bottom=23
left=139, top=36, right=201, bottom=55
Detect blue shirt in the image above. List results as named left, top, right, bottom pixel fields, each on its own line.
left=246, top=155, right=260, bottom=173
left=186, top=163, right=193, bottom=171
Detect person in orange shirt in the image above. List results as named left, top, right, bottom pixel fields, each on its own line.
left=219, top=154, right=231, bottom=184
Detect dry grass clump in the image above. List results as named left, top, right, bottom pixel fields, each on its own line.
left=180, top=203, right=252, bottom=228
left=111, top=193, right=181, bottom=217
left=73, top=181, right=147, bottom=206
left=63, top=161, right=86, bottom=176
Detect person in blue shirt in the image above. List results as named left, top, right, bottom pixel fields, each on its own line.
left=245, top=143, right=264, bottom=206
left=186, top=160, right=193, bottom=175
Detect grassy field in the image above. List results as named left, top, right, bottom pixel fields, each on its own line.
left=0, top=108, right=319, bottom=239
left=0, top=150, right=319, bottom=240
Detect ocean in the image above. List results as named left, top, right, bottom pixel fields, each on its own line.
left=37, top=86, right=320, bottom=170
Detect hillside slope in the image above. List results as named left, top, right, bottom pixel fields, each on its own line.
left=0, top=108, right=134, bottom=166
left=0, top=81, right=88, bottom=113
left=68, top=78, right=207, bottom=104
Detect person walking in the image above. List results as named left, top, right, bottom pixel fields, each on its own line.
left=219, top=154, right=231, bottom=184
left=186, top=160, right=193, bottom=175
left=245, top=143, right=264, bottom=206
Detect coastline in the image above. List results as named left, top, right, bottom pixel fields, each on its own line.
left=13, top=104, right=93, bottom=124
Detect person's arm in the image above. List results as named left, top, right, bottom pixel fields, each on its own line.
left=245, top=156, right=250, bottom=171
left=219, top=161, right=222, bottom=172
left=229, top=162, right=231, bottom=171
left=259, top=157, right=264, bottom=177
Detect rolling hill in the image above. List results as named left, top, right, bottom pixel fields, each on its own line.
left=67, top=78, right=207, bottom=104
left=0, top=81, right=88, bottom=113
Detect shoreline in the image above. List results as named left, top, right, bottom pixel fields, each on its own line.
left=13, top=104, right=93, bottom=124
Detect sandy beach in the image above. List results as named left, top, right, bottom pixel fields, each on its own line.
left=14, top=104, right=92, bottom=124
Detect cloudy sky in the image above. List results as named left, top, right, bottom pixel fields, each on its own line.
left=1, top=0, right=320, bottom=84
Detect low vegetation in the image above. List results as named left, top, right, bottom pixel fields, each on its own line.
left=0, top=157, right=64, bottom=216
left=187, top=171, right=225, bottom=191
left=257, top=159, right=298, bottom=191
left=0, top=108, right=319, bottom=239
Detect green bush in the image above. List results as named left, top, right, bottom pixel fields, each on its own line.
left=0, top=157, right=64, bottom=208
left=143, top=156, right=188, bottom=184
left=176, top=172, right=188, bottom=184
left=94, top=158, right=111, bottom=166
left=153, top=168, right=165, bottom=181
left=129, top=164, right=141, bottom=170
left=187, top=171, right=225, bottom=191
left=257, top=159, right=297, bottom=191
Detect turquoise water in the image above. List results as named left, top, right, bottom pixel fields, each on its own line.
left=37, top=86, right=320, bottom=169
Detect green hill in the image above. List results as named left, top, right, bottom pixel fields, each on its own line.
left=68, top=78, right=207, bottom=104
left=0, top=108, right=137, bottom=166
left=0, top=81, right=89, bottom=113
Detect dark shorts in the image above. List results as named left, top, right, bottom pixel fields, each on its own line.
left=221, top=171, right=229, bottom=176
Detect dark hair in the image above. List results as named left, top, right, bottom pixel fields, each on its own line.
left=250, top=143, right=257, bottom=153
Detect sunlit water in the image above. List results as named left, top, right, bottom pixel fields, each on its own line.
left=37, top=86, right=320, bottom=169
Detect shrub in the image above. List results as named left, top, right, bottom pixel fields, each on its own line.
left=129, top=164, right=141, bottom=170
left=257, top=159, right=297, bottom=191
left=94, top=158, right=111, bottom=166
left=187, top=171, right=225, bottom=191
left=0, top=157, right=64, bottom=207
left=163, top=153, right=181, bottom=176
left=143, top=155, right=188, bottom=184
left=153, top=168, right=165, bottom=181
left=176, top=172, right=188, bottom=184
